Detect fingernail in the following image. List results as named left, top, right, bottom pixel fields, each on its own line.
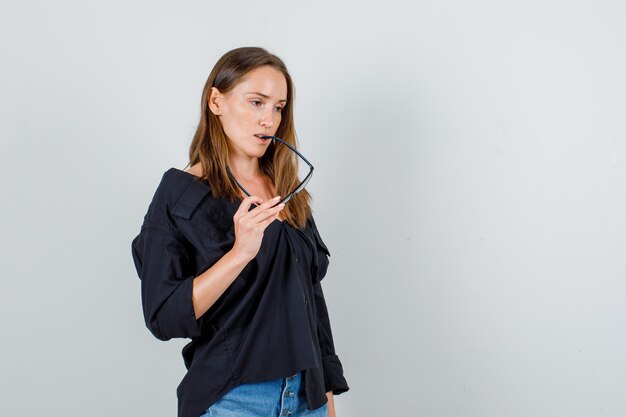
left=274, top=196, right=281, bottom=200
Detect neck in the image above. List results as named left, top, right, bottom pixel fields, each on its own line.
left=228, top=154, right=263, bottom=182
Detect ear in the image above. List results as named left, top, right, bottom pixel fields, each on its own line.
left=208, top=86, right=223, bottom=116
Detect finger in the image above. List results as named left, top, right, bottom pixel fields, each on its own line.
left=259, top=210, right=282, bottom=229
left=236, top=195, right=263, bottom=217
left=253, top=203, right=285, bottom=224
left=248, top=196, right=282, bottom=219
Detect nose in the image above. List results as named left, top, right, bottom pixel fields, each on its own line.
left=259, top=108, right=274, bottom=129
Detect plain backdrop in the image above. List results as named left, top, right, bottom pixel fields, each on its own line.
left=1, top=1, right=625, bottom=416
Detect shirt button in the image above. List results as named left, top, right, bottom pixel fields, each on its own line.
left=295, top=257, right=299, bottom=263
left=304, top=298, right=308, bottom=306
left=284, top=390, right=294, bottom=397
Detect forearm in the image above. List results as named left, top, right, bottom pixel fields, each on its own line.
left=326, top=391, right=336, bottom=417
left=191, top=248, right=251, bottom=319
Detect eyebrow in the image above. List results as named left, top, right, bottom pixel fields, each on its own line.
left=246, top=92, right=287, bottom=102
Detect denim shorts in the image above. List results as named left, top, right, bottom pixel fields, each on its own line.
left=199, top=371, right=328, bottom=417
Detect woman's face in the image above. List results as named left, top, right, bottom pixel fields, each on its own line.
left=209, top=65, right=288, bottom=160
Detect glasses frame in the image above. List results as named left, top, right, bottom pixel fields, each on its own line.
left=226, top=134, right=315, bottom=206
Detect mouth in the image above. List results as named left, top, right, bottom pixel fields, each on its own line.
left=254, top=134, right=271, bottom=144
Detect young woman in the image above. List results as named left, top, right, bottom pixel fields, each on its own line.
left=131, top=47, right=349, bottom=417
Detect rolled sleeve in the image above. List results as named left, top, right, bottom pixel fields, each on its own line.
left=313, top=281, right=349, bottom=395
left=308, top=216, right=331, bottom=283
left=131, top=225, right=201, bottom=341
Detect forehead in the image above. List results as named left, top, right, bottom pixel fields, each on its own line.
left=234, top=66, right=288, bottom=99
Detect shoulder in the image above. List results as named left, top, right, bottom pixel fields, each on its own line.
left=140, top=168, right=213, bottom=230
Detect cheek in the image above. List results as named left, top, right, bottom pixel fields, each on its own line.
left=235, top=104, right=258, bottom=123
left=222, top=104, right=253, bottom=130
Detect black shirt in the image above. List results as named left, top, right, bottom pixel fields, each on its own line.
left=130, top=168, right=349, bottom=417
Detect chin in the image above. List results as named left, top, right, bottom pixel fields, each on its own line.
left=247, top=148, right=267, bottom=158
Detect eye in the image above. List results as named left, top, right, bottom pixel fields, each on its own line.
left=275, top=106, right=285, bottom=113
left=251, top=100, right=262, bottom=107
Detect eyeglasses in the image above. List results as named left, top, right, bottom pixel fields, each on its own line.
left=226, top=135, right=314, bottom=207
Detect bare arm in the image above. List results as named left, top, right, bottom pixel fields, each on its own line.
left=191, top=195, right=285, bottom=319
left=326, top=391, right=336, bottom=417
left=191, top=248, right=250, bottom=319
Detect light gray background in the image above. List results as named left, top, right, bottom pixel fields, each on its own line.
left=1, top=1, right=625, bottom=416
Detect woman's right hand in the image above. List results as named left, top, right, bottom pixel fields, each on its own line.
left=231, top=195, right=285, bottom=261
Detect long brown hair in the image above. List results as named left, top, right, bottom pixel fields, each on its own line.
left=185, top=47, right=313, bottom=230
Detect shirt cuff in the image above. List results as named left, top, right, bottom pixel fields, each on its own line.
left=154, top=275, right=202, bottom=340
left=322, top=353, right=350, bottom=395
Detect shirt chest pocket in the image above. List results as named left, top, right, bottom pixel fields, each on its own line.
left=170, top=180, right=235, bottom=261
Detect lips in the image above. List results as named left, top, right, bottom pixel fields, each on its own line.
left=254, top=134, right=271, bottom=144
